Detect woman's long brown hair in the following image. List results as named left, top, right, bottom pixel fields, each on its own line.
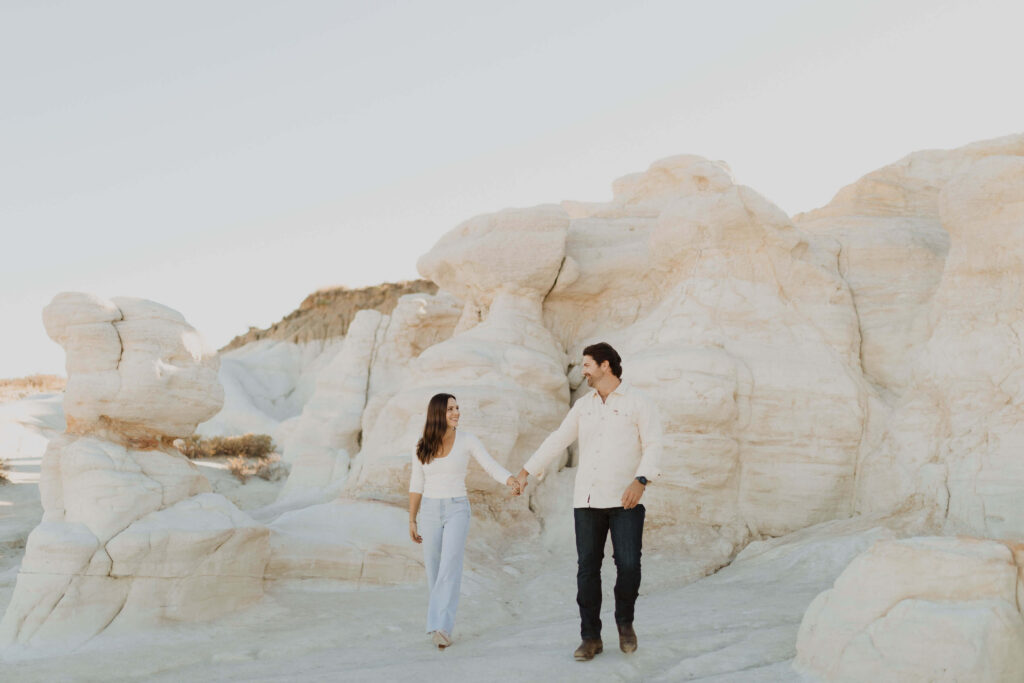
left=416, top=393, right=456, bottom=464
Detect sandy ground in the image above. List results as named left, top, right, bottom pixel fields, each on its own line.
left=0, top=395, right=889, bottom=682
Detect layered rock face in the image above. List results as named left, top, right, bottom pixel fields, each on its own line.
left=854, top=150, right=1024, bottom=539
left=221, top=279, right=438, bottom=351
left=43, top=294, right=224, bottom=444
left=263, top=500, right=423, bottom=584
left=276, top=311, right=384, bottom=494
left=279, top=291, right=461, bottom=496
left=199, top=337, right=338, bottom=438
left=0, top=293, right=268, bottom=652
left=318, top=157, right=869, bottom=543
left=349, top=207, right=572, bottom=506
left=541, top=156, right=866, bottom=538
left=795, top=537, right=1024, bottom=682
left=795, top=134, right=1024, bottom=395
left=204, top=279, right=439, bottom=441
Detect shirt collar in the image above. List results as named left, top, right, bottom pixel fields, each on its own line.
left=587, top=379, right=629, bottom=400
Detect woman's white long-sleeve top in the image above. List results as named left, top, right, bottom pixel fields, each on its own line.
left=409, top=430, right=511, bottom=498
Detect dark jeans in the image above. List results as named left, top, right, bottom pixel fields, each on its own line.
left=574, top=504, right=645, bottom=640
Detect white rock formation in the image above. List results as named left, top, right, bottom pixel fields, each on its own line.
left=542, top=156, right=729, bottom=349
left=41, top=294, right=223, bottom=443
left=359, top=291, right=463, bottom=438
left=349, top=206, right=572, bottom=507
left=796, top=134, right=1024, bottom=395
left=541, top=156, right=866, bottom=539
left=854, top=150, right=1024, bottom=539
left=0, top=293, right=269, bottom=652
left=277, top=311, right=384, bottom=494
left=280, top=292, right=461, bottom=498
left=795, top=536, right=1024, bottom=682
left=264, top=501, right=422, bottom=585
left=198, top=338, right=341, bottom=439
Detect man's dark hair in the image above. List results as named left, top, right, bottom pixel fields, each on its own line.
left=582, top=342, right=622, bottom=378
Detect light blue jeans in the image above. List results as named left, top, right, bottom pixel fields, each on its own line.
left=418, top=496, right=471, bottom=635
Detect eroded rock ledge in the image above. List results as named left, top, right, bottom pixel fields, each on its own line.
left=221, top=279, right=438, bottom=351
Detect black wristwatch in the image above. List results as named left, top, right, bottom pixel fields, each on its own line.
left=635, top=476, right=648, bottom=486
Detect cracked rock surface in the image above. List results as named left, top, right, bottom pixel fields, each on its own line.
left=853, top=151, right=1024, bottom=539
left=0, top=294, right=268, bottom=654
left=795, top=536, right=1024, bottom=681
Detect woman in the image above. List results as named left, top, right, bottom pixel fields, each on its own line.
left=409, top=393, right=520, bottom=649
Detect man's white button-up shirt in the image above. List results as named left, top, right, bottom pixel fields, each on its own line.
left=523, top=381, right=663, bottom=509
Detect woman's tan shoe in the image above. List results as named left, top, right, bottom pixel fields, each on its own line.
left=432, top=630, right=452, bottom=649
left=573, top=638, right=603, bottom=661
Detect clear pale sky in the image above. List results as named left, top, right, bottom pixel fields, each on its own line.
left=2, top=0, right=1022, bottom=378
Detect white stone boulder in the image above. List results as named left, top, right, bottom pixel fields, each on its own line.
left=42, top=293, right=224, bottom=444
left=264, top=501, right=421, bottom=585
left=854, top=153, right=1024, bottom=539
left=545, top=156, right=730, bottom=348
left=794, top=536, right=1024, bottom=682
left=1, top=293, right=270, bottom=654
left=416, top=205, right=571, bottom=305
left=278, top=310, right=384, bottom=494
left=795, top=133, right=1024, bottom=394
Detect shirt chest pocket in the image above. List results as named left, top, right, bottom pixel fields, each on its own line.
left=606, top=407, right=637, bottom=432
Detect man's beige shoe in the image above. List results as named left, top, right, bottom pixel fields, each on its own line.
left=432, top=630, right=452, bottom=649
left=573, top=638, right=603, bottom=661
left=617, top=623, right=637, bottom=653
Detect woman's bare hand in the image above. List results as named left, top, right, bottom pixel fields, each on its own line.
left=409, top=521, right=422, bottom=543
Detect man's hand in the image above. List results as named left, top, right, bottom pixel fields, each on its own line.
left=621, top=480, right=645, bottom=509
left=516, top=468, right=530, bottom=494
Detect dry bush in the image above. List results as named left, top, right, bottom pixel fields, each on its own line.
left=175, top=435, right=208, bottom=459
left=0, top=375, right=66, bottom=402
left=175, top=434, right=275, bottom=460
left=227, top=454, right=288, bottom=484
left=0, top=459, right=9, bottom=484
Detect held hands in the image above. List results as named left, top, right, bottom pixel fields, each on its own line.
left=516, top=468, right=529, bottom=495
left=409, top=521, right=422, bottom=544
left=621, top=479, right=646, bottom=509
left=505, top=476, right=522, bottom=496
left=505, top=469, right=530, bottom=497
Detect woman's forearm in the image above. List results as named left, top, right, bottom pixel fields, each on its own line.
left=408, top=492, right=424, bottom=543
left=409, top=492, right=422, bottom=522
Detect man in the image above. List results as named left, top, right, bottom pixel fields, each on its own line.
left=517, top=342, right=662, bottom=661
